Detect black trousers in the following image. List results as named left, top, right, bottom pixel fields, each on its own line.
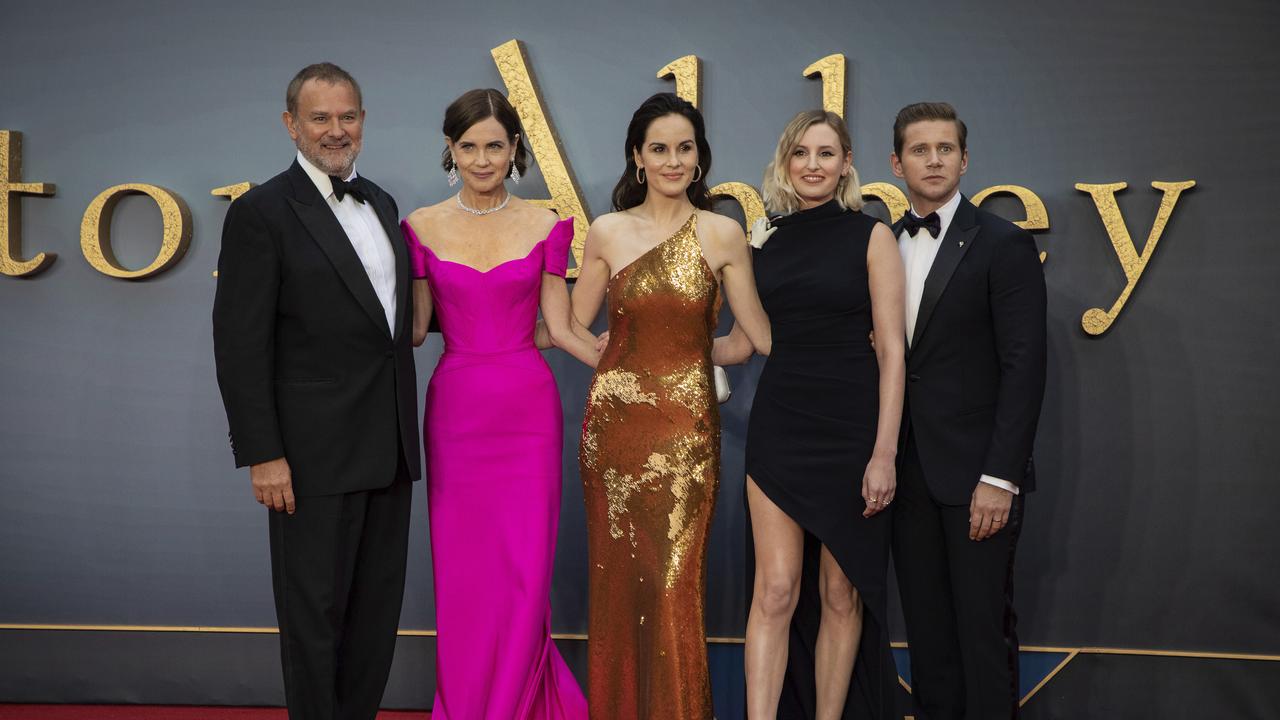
left=267, top=465, right=413, bottom=720
left=892, top=432, right=1023, bottom=720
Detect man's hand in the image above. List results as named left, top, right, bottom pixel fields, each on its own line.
left=251, top=457, right=295, bottom=514
left=969, top=482, right=1012, bottom=540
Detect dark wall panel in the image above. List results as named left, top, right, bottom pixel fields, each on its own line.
left=2, top=0, right=1278, bottom=716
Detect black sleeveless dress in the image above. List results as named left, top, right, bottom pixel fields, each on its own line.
left=745, top=199, right=895, bottom=719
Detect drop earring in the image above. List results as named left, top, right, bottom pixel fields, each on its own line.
left=510, top=163, right=521, bottom=184
left=447, top=165, right=459, bottom=187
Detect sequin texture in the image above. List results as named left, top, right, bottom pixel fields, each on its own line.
left=580, top=213, right=719, bottom=719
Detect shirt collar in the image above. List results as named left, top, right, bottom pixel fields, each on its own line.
left=296, top=151, right=358, bottom=201
left=906, top=189, right=962, bottom=241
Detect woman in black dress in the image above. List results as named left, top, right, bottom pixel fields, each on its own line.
left=714, top=110, right=905, bottom=719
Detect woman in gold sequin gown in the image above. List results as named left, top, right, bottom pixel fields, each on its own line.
left=569, top=93, right=772, bottom=719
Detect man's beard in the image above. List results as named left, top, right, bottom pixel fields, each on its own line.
left=298, top=138, right=358, bottom=177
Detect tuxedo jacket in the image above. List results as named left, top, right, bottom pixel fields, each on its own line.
left=213, top=160, right=422, bottom=496
left=894, top=195, right=1047, bottom=505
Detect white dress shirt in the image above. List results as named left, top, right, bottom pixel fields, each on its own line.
left=898, top=190, right=1018, bottom=496
left=296, top=151, right=398, bottom=335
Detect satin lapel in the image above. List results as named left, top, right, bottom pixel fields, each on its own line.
left=910, top=197, right=979, bottom=350
left=285, top=162, right=392, bottom=338
left=368, top=188, right=406, bottom=341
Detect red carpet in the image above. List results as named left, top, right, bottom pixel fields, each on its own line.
left=0, top=708, right=428, bottom=720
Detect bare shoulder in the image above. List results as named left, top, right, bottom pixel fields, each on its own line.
left=509, top=197, right=561, bottom=235
left=404, top=200, right=454, bottom=246
left=586, top=211, right=628, bottom=241
left=580, top=212, right=632, bottom=262
left=868, top=220, right=897, bottom=246
left=696, top=210, right=746, bottom=248
left=406, top=199, right=453, bottom=225
left=866, top=220, right=903, bottom=269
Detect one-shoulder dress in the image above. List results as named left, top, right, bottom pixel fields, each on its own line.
left=579, top=213, right=720, bottom=720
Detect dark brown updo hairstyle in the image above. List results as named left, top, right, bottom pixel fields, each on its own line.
left=440, top=88, right=531, bottom=179
left=610, top=92, right=712, bottom=211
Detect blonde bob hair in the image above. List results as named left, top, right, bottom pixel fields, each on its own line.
left=762, top=109, right=864, bottom=215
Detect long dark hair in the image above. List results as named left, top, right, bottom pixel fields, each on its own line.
left=611, top=93, right=712, bottom=211
left=440, top=88, right=531, bottom=177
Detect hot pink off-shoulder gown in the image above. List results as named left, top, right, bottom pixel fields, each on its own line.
left=401, top=217, right=587, bottom=720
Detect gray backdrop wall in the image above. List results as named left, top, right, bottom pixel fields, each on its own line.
left=2, top=1, right=1279, bottom=718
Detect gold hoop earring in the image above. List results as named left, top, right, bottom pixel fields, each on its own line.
left=636, top=166, right=646, bottom=184
left=692, top=165, right=702, bottom=183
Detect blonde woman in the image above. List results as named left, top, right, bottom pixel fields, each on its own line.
left=714, top=110, right=905, bottom=719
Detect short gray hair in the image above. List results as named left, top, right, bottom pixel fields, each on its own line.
left=285, top=62, right=362, bottom=115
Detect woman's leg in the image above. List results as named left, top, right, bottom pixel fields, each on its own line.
left=815, top=545, right=863, bottom=720
left=745, top=476, right=805, bottom=720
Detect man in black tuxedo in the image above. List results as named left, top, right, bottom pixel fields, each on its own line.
left=212, top=63, right=421, bottom=720
left=887, top=102, right=1046, bottom=719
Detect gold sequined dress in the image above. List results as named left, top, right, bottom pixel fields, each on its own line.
left=580, top=212, right=719, bottom=719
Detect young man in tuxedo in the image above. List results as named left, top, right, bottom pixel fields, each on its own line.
left=888, top=102, right=1046, bottom=719
left=212, top=63, right=421, bottom=720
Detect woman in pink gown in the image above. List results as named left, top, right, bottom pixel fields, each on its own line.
left=401, top=89, right=598, bottom=720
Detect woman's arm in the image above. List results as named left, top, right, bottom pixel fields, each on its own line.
left=541, top=274, right=601, bottom=367
left=534, top=319, right=551, bottom=350
left=712, top=218, right=771, bottom=356
left=569, top=220, right=611, bottom=332
left=711, top=322, right=754, bottom=365
left=401, top=215, right=435, bottom=348
left=411, top=279, right=433, bottom=347
left=862, top=222, right=907, bottom=516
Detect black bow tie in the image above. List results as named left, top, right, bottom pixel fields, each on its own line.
left=902, top=211, right=941, bottom=239
left=329, top=175, right=368, bottom=204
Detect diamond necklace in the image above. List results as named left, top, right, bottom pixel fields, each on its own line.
left=456, top=191, right=510, bottom=216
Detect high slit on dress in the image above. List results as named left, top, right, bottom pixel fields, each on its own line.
left=744, top=200, right=897, bottom=719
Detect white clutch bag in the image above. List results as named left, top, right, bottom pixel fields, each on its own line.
left=714, top=365, right=731, bottom=404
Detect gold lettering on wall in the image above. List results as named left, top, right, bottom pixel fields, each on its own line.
left=80, top=184, right=192, bottom=279
left=492, top=39, right=591, bottom=277
left=0, top=131, right=57, bottom=277
left=973, top=184, right=1051, bottom=262
left=710, top=182, right=767, bottom=229
left=211, top=183, right=253, bottom=203
left=803, top=54, right=847, bottom=117
left=657, top=55, right=702, bottom=110
left=0, top=41, right=1203, bottom=352
left=1075, top=180, right=1196, bottom=335
left=861, top=182, right=910, bottom=223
